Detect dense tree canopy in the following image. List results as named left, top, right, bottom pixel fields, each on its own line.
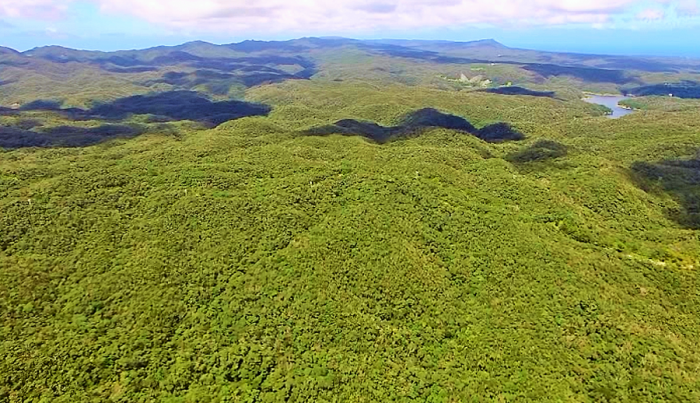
left=1, top=39, right=700, bottom=402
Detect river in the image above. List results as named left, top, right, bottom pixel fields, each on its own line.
left=583, top=95, right=633, bottom=119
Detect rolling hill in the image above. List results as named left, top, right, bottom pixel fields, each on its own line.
left=1, top=37, right=700, bottom=402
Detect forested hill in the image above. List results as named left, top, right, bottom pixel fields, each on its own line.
left=1, top=36, right=700, bottom=401
left=3, top=37, right=700, bottom=109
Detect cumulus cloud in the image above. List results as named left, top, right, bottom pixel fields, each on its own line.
left=2, top=0, right=698, bottom=32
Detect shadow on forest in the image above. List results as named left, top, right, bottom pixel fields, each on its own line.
left=93, top=50, right=317, bottom=89
left=631, top=154, right=700, bottom=229
left=0, top=124, right=145, bottom=149
left=87, top=91, right=271, bottom=126
left=1, top=91, right=273, bottom=149
left=305, top=108, right=524, bottom=144
left=521, top=64, right=637, bottom=84
left=38, top=47, right=318, bottom=86
left=482, top=87, right=556, bottom=98
left=599, top=57, right=677, bottom=73
left=26, top=47, right=318, bottom=91
left=624, top=81, right=700, bottom=99
left=367, top=45, right=639, bottom=84
left=507, top=140, right=568, bottom=164
left=18, top=91, right=272, bottom=127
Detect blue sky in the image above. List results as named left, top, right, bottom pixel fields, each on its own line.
left=1, top=0, right=699, bottom=56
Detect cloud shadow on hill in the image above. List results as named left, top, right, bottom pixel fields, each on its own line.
left=305, top=108, right=524, bottom=144
left=507, top=140, right=568, bottom=164
left=624, top=81, right=700, bottom=99
left=87, top=91, right=271, bottom=126
left=18, top=91, right=272, bottom=127
left=93, top=50, right=318, bottom=89
left=1, top=91, right=274, bottom=149
left=482, top=87, right=556, bottom=98
left=631, top=154, right=700, bottom=229
left=365, top=44, right=639, bottom=85
left=521, top=64, right=637, bottom=85
left=0, top=124, right=145, bottom=149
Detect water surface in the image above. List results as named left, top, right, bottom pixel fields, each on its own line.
left=583, top=95, right=633, bottom=119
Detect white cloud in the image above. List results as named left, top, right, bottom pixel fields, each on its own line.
left=92, top=0, right=651, bottom=32
left=676, top=0, right=700, bottom=15
left=1, top=0, right=698, bottom=33
left=636, top=8, right=666, bottom=20
left=0, top=0, right=69, bottom=19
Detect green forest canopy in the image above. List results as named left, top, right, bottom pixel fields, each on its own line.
left=1, top=39, right=700, bottom=402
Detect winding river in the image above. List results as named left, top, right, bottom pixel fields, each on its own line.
left=583, top=95, right=633, bottom=119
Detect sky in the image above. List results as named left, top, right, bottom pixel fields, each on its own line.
left=1, top=0, right=700, bottom=56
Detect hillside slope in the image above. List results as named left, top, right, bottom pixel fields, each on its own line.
left=1, top=39, right=700, bottom=402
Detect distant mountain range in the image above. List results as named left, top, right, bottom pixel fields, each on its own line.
left=2, top=37, right=700, bottom=110
left=8, top=37, right=700, bottom=72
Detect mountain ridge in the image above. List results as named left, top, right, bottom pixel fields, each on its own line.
left=6, top=37, right=695, bottom=62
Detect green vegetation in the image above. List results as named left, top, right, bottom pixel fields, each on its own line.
left=620, top=96, right=700, bottom=112
left=1, top=38, right=700, bottom=401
